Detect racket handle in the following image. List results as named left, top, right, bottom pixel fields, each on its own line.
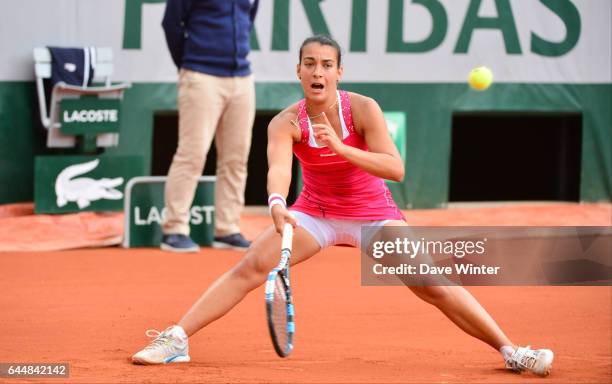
left=281, top=223, right=293, bottom=251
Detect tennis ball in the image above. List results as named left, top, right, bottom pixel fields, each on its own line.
left=468, top=66, right=493, bottom=91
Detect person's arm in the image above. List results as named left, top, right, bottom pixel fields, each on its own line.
left=162, top=0, right=191, bottom=69
left=312, top=95, right=405, bottom=182
left=267, top=112, right=298, bottom=232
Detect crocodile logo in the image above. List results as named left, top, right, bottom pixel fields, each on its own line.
left=55, top=159, right=124, bottom=208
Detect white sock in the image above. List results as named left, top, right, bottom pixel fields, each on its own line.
left=170, top=325, right=188, bottom=341
left=500, top=345, right=515, bottom=361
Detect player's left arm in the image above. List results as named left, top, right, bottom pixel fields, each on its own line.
left=314, top=94, right=404, bottom=182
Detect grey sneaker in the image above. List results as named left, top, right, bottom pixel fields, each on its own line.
left=213, top=233, right=251, bottom=251
left=160, top=234, right=199, bottom=253
left=505, top=346, right=554, bottom=376
left=132, top=325, right=190, bottom=365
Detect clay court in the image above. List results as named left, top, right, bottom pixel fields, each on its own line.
left=1, top=1, right=610, bottom=382
left=1, top=204, right=610, bottom=383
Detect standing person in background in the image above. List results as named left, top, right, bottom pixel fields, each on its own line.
left=160, top=0, right=259, bottom=253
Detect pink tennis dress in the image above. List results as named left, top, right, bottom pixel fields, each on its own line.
left=290, top=90, right=404, bottom=221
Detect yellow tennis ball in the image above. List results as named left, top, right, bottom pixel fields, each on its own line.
left=468, top=66, right=494, bottom=91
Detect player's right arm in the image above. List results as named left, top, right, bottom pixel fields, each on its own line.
left=267, top=108, right=300, bottom=233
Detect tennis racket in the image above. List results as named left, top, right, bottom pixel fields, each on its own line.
left=265, top=223, right=295, bottom=357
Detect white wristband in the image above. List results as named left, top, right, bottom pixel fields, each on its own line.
left=268, top=193, right=287, bottom=214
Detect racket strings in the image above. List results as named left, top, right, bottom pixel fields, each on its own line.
left=272, top=275, right=289, bottom=348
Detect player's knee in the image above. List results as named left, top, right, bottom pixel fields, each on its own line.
left=230, top=258, right=256, bottom=281
left=410, top=285, right=452, bottom=306
left=230, top=252, right=269, bottom=287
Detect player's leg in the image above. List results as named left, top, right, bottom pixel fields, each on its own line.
left=410, top=284, right=512, bottom=348
left=379, top=220, right=511, bottom=348
left=409, top=282, right=553, bottom=375
left=132, top=225, right=321, bottom=364
left=385, top=220, right=554, bottom=376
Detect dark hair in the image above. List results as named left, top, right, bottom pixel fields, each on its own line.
left=299, top=35, right=342, bottom=67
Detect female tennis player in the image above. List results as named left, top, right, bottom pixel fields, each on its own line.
left=132, top=35, right=554, bottom=376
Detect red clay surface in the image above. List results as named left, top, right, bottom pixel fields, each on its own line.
left=1, top=204, right=611, bottom=383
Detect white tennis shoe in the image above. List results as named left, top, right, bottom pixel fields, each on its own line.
left=132, top=325, right=190, bottom=365
left=505, top=346, right=554, bottom=376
